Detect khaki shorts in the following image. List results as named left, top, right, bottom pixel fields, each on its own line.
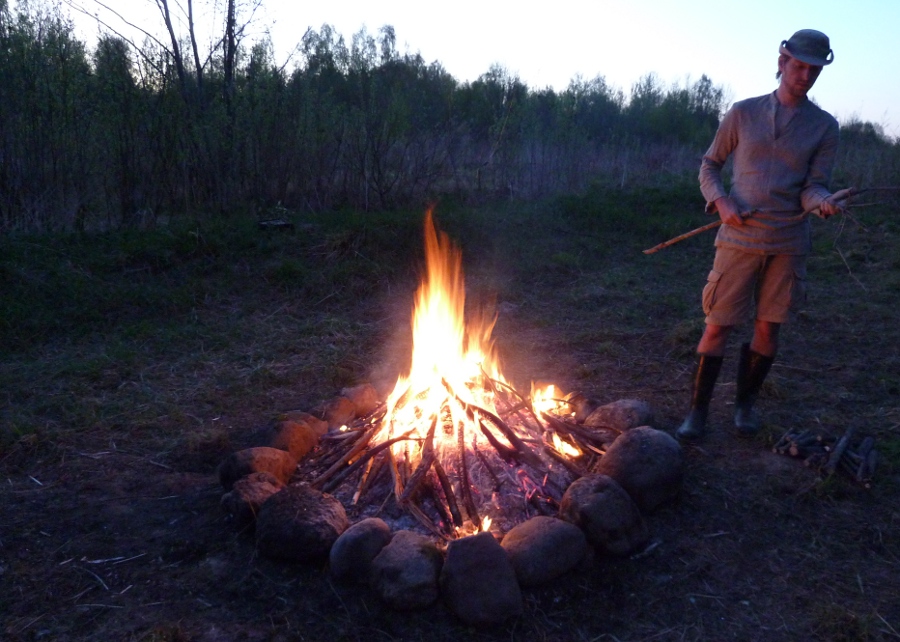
left=702, top=247, right=807, bottom=326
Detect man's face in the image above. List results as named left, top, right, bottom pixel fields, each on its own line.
left=779, top=56, right=823, bottom=99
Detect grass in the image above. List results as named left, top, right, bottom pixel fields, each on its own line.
left=2, top=183, right=900, bottom=641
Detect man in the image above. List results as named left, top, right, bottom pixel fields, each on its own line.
left=677, top=29, right=849, bottom=441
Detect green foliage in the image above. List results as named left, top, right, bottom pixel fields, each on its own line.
left=1, top=5, right=896, bottom=233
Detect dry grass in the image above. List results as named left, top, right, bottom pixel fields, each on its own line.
left=1, top=189, right=899, bottom=641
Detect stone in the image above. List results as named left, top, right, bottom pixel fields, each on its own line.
left=268, top=420, right=320, bottom=460
left=220, top=472, right=284, bottom=530
left=277, top=411, right=328, bottom=436
left=217, top=447, right=297, bottom=491
left=255, top=485, right=348, bottom=563
left=316, top=396, right=356, bottom=430
left=441, top=532, right=523, bottom=625
left=584, top=399, right=654, bottom=431
left=594, top=426, right=683, bottom=513
left=559, top=474, right=650, bottom=556
left=501, top=516, right=588, bottom=587
left=329, top=518, right=393, bottom=583
left=369, top=530, right=443, bottom=610
left=340, top=383, right=381, bottom=418
left=566, top=392, right=602, bottom=423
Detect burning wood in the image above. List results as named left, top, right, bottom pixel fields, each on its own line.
left=295, top=210, right=590, bottom=537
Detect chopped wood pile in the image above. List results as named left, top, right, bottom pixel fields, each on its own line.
left=772, top=427, right=877, bottom=487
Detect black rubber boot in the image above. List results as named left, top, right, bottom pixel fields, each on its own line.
left=734, top=343, right=774, bottom=436
left=676, top=354, right=724, bottom=441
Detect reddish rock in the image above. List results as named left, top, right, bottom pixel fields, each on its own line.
left=584, top=398, right=654, bottom=431
left=277, top=411, right=328, bottom=436
left=217, top=447, right=297, bottom=491
left=220, top=472, right=284, bottom=530
left=341, top=383, right=381, bottom=417
left=316, top=396, right=356, bottom=429
left=269, top=420, right=320, bottom=460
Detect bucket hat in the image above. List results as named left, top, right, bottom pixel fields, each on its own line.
left=779, top=29, right=833, bottom=66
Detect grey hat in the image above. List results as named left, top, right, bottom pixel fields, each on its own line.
left=779, top=29, right=834, bottom=66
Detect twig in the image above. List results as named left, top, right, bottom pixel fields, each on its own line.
left=320, top=430, right=415, bottom=493
left=433, top=460, right=463, bottom=527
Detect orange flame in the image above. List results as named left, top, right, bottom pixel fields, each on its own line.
left=379, top=210, right=504, bottom=459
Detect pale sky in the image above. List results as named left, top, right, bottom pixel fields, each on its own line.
left=64, top=0, right=900, bottom=138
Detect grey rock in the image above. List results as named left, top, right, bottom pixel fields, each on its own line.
left=584, top=399, right=654, bottom=431
left=559, top=474, right=650, bottom=555
left=441, top=532, right=523, bottom=625
left=594, top=426, right=683, bottom=512
left=255, top=485, right=348, bottom=563
left=501, top=516, right=588, bottom=586
left=329, top=518, right=393, bottom=583
left=370, top=530, right=442, bottom=610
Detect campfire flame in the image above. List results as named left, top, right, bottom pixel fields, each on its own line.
left=377, top=210, right=509, bottom=462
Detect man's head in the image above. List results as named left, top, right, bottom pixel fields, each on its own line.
left=780, top=29, right=833, bottom=67
left=775, top=29, right=833, bottom=99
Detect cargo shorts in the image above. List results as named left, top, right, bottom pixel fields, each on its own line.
left=702, top=247, right=807, bottom=326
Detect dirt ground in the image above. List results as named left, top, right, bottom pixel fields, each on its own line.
left=2, top=208, right=899, bottom=641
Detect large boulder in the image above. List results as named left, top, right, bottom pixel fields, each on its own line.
left=441, top=532, right=523, bottom=625
left=217, top=447, right=297, bottom=491
left=329, top=518, right=393, bottom=583
left=501, top=516, right=588, bottom=587
left=255, top=485, right=348, bottom=563
left=594, top=426, right=683, bottom=512
left=369, top=531, right=443, bottom=610
left=559, top=474, right=650, bottom=556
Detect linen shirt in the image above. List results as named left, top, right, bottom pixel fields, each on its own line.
left=699, top=91, right=840, bottom=255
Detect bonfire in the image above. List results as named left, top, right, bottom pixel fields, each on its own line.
left=298, top=210, right=615, bottom=539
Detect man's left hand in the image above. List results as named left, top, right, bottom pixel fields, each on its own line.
left=818, top=188, right=855, bottom=219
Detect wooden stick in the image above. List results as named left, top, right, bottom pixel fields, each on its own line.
left=442, top=378, right=544, bottom=469
left=424, top=472, right=454, bottom=530
left=322, top=430, right=415, bottom=493
left=823, top=427, right=855, bottom=477
left=456, top=418, right=481, bottom=529
left=311, top=426, right=376, bottom=487
left=643, top=219, right=723, bottom=254
left=399, top=417, right=437, bottom=504
left=433, top=460, right=463, bottom=527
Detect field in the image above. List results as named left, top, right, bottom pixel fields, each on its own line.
left=2, top=184, right=899, bottom=641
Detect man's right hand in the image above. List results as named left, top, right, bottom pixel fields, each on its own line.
left=714, top=196, right=745, bottom=226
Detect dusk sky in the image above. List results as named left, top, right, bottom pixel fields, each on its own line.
left=65, top=0, right=900, bottom=137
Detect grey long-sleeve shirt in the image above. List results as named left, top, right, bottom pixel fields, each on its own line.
left=699, top=91, right=840, bottom=255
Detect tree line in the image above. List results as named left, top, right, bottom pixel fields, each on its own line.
left=0, top=1, right=896, bottom=232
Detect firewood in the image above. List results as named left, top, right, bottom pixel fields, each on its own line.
left=424, top=472, right=454, bottom=530
left=543, top=442, right=586, bottom=477
left=311, top=426, right=377, bottom=487
left=352, top=452, right=383, bottom=505
left=399, top=417, right=437, bottom=504
left=472, top=443, right=504, bottom=491
left=856, top=436, right=875, bottom=460
left=442, top=378, right=543, bottom=470
left=824, top=427, right=855, bottom=477
left=433, top=460, right=463, bottom=527
left=321, top=430, right=416, bottom=493
left=456, top=418, right=481, bottom=529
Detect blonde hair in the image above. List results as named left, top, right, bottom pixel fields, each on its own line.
left=775, top=53, right=790, bottom=80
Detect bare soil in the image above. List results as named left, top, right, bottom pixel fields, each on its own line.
left=2, top=206, right=899, bottom=641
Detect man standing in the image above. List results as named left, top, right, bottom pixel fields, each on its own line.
left=677, top=29, right=848, bottom=441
